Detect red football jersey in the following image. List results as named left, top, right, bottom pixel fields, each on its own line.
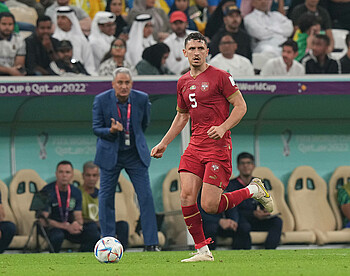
left=177, top=65, right=239, bottom=149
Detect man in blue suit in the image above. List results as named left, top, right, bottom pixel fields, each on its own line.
left=92, top=67, right=159, bottom=251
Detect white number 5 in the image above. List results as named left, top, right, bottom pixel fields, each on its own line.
left=189, top=93, right=197, bottom=108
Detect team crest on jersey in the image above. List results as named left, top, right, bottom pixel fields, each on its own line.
left=190, top=85, right=196, bottom=90
left=201, top=82, right=209, bottom=92
left=210, top=162, right=220, bottom=173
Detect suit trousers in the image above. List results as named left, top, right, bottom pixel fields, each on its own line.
left=0, top=221, right=16, bottom=253
left=99, top=148, right=158, bottom=246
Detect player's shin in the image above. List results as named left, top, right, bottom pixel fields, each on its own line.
left=216, top=188, right=252, bottom=213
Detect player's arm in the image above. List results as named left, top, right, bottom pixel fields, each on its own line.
left=151, top=111, right=190, bottom=158
left=207, top=91, right=247, bottom=140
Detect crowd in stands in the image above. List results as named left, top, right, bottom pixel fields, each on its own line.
left=1, top=0, right=350, bottom=77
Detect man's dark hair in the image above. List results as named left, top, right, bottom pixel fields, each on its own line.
left=0, top=12, right=15, bottom=23
left=297, top=13, right=321, bottom=33
left=281, top=39, right=298, bottom=52
left=184, top=32, right=208, bottom=48
left=315, top=33, right=330, bottom=46
left=237, top=152, right=255, bottom=164
left=56, top=160, right=73, bottom=170
left=36, top=15, right=52, bottom=27
left=346, top=33, right=350, bottom=48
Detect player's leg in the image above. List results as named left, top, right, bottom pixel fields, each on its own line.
left=180, top=172, right=214, bottom=262
left=99, top=166, right=121, bottom=237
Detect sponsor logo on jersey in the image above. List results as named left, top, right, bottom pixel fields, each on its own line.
left=190, top=85, right=196, bottom=90
left=201, top=82, right=209, bottom=92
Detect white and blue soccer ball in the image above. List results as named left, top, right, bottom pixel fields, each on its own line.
left=94, top=237, right=124, bottom=263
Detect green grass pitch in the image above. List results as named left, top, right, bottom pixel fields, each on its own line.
left=1, top=249, right=349, bottom=275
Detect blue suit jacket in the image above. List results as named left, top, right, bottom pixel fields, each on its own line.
left=92, top=88, right=151, bottom=170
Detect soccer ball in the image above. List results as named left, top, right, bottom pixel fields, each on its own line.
left=94, top=237, right=124, bottom=263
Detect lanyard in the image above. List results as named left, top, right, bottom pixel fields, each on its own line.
left=55, top=184, right=71, bottom=222
left=116, top=103, right=131, bottom=134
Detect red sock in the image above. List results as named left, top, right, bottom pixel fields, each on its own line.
left=182, top=204, right=207, bottom=249
left=216, top=188, right=252, bottom=213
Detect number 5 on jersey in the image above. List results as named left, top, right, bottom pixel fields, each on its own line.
left=189, top=93, right=197, bottom=108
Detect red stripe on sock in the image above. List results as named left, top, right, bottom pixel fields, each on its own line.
left=216, top=187, right=251, bottom=213
left=182, top=204, right=206, bottom=246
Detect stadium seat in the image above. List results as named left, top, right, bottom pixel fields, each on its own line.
left=9, top=6, right=38, bottom=27
left=8, top=169, right=47, bottom=249
left=287, top=166, right=350, bottom=245
left=162, top=168, right=188, bottom=247
left=330, top=29, right=349, bottom=60
left=71, top=169, right=84, bottom=187
left=253, top=167, right=316, bottom=244
left=115, top=174, right=165, bottom=247
left=328, top=166, right=350, bottom=230
left=0, top=179, right=17, bottom=225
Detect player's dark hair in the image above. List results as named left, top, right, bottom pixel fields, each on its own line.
left=315, top=33, right=330, bottom=46
left=184, top=32, right=208, bottom=48
left=36, top=15, right=52, bottom=27
left=346, top=33, right=350, bottom=48
left=280, top=39, right=298, bottom=52
left=0, top=12, right=15, bottom=23
left=56, top=160, right=73, bottom=170
left=237, top=152, right=255, bottom=164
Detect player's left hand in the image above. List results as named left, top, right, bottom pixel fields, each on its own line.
left=207, top=126, right=226, bottom=140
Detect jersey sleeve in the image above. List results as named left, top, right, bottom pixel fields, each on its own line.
left=220, top=71, right=240, bottom=101
left=176, top=78, right=189, bottom=113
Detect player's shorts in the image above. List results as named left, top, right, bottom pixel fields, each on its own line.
left=178, top=145, right=232, bottom=190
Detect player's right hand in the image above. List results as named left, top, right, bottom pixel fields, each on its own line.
left=151, top=143, right=167, bottom=159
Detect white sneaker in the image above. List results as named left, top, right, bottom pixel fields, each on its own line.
left=249, top=178, right=274, bottom=213
left=181, top=251, right=214, bottom=263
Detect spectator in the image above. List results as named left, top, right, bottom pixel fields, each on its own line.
left=126, top=0, right=171, bottom=41
left=260, top=39, right=305, bottom=76
left=337, top=181, right=350, bottom=228
left=25, top=15, right=60, bottom=75
left=199, top=191, right=239, bottom=250
left=188, top=0, right=209, bottom=34
left=301, top=34, right=341, bottom=74
left=0, top=12, right=26, bottom=76
left=136, top=42, right=172, bottom=75
left=289, top=0, right=334, bottom=52
left=210, top=33, right=255, bottom=77
left=164, top=11, right=193, bottom=75
left=227, top=152, right=282, bottom=249
left=92, top=67, right=160, bottom=251
left=287, top=0, right=328, bottom=18
left=39, top=160, right=100, bottom=253
left=99, top=38, right=135, bottom=76
left=340, top=34, right=350, bottom=74
left=89, top=11, right=116, bottom=68
left=168, top=0, right=197, bottom=31
left=79, top=161, right=129, bottom=249
left=293, top=14, right=322, bottom=61
left=240, top=0, right=286, bottom=17
left=328, top=0, right=350, bottom=31
left=53, top=6, right=96, bottom=75
left=106, top=0, right=128, bottom=38
left=49, top=40, right=89, bottom=76
left=45, top=0, right=91, bottom=36
left=205, top=0, right=235, bottom=39
left=209, top=4, right=252, bottom=61
left=244, top=0, right=293, bottom=56
left=125, top=13, right=156, bottom=67
left=0, top=191, right=16, bottom=254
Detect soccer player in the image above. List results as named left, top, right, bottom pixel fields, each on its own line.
left=151, top=32, right=273, bottom=262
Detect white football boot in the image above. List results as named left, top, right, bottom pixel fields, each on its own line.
left=181, top=251, right=214, bottom=263
left=249, top=178, right=274, bottom=213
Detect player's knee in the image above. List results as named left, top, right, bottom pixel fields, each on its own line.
left=180, top=190, right=196, bottom=206
left=201, top=202, right=218, bottom=214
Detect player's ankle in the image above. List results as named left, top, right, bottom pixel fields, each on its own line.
left=198, top=245, right=210, bottom=254
left=247, top=184, right=258, bottom=197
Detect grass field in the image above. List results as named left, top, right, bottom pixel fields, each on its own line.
left=1, top=249, right=350, bottom=275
